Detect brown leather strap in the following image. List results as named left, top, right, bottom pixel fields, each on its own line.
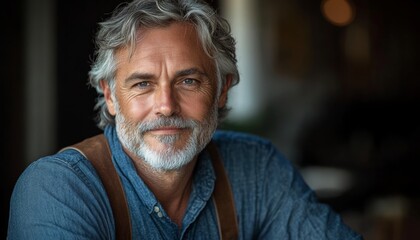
left=60, top=134, right=132, bottom=240
left=207, top=141, right=239, bottom=240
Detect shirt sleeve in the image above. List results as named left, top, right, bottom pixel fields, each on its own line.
left=7, top=155, right=114, bottom=240
left=257, top=144, right=363, bottom=239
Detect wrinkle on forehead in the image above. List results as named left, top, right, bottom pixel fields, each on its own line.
left=118, top=22, right=205, bottom=62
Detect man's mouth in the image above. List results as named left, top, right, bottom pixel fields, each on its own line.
left=148, top=127, right=187, bottom=135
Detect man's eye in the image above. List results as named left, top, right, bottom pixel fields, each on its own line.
left=183, top=78, right=197, bottom=85
left=136, top=81, right=150, bottom=88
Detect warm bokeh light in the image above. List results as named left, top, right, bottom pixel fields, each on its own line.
left=321, top=0, right=355, bottom=26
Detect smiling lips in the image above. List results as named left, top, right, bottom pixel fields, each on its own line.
left=149, top=127, right=187, bottom=135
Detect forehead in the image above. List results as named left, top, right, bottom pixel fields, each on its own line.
left=115, top=22, right=215, bottom=76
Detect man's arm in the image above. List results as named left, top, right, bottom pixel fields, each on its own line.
left=8, top=154, right=114, bottom=239
left=257, top=144, right=363, bottom=239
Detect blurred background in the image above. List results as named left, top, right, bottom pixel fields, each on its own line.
left=1, top=0, right=419, bottom=238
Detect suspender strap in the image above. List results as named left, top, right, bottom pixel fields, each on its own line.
left=62, top=134, right=238, bottom=240
left=207, top=141, right=239, bottom=240
left=61, top=134, right=132, bottom=240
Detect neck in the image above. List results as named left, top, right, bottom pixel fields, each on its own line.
left=127, top=149, right=197, bottom=227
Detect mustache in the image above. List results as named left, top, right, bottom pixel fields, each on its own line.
left=137, top=116, right=198, bottom=133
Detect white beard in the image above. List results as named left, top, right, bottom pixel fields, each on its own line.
left=114, top=102, right=218, bottom=171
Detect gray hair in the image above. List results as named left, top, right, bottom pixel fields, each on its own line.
left=88, top=0, right=239, bottom=129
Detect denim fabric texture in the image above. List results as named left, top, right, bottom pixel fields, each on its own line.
left=8, top=125, right=363, bottom=239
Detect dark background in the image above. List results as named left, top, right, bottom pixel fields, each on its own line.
left=2, top=0, right=123, bottom=236
left=2, top=0, right=419, bottom=239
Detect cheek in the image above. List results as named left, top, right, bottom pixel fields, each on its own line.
left=118, top=94, right=153, bottom=121
left=178, top=90, right=216, bottom=120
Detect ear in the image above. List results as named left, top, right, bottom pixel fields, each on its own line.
left=218, top=74, right=233, bottom=108
left=100, top=80, right=116, bottom=116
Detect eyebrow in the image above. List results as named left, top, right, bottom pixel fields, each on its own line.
left=124, top=67, right=209, bottom=83
left=124, top=72, right=154, bottom=83
left=174, top=68, right=209, bottom=78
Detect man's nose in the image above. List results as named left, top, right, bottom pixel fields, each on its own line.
left=153, top=85, right=180, bottom=117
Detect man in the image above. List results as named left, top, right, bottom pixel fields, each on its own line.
left=8, top=0, right=362, bottom=239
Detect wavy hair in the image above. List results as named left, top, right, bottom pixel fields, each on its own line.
left=88, top=0, right=239, bottom=129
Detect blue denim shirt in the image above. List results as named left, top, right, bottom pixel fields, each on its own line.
left=8, top=125, right=362, bottom=239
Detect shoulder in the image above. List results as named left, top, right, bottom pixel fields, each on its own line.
left=211, top=130, right=314, bottom=203
left=16, top=149, right=98, bottom=188
left=213, top=130, right=273, bottom=147
left=211, top=130, right=296, bottom=193
left=8, top=150, right=112, bottom=238
left=10, top=149, right=104, bottom=210
left=212, top=131, right=362, bottom=239
left=212, top=130, right=278, bottom=158
left=212, top=130, right=288, bottom=167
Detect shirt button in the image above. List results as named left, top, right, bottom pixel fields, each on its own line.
left=154, top=206, right=163, bottom=218
left=154, top=206, right=160, bottom=213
